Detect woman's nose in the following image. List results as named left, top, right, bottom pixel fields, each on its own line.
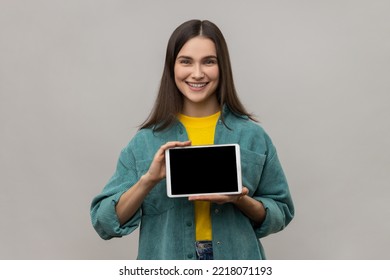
left=192, top=64, right=205, bottom=79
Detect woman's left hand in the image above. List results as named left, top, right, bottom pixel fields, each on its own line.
left=188, top=187, right=249, bottom=205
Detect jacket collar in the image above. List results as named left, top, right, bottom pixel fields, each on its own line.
left=151, top=104, right=247, bottom=137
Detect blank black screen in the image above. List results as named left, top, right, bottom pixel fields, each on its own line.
left=168, top=145, right=239, bottom=195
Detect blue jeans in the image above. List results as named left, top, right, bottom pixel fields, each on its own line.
left=195, top=241, right=213, bottom=260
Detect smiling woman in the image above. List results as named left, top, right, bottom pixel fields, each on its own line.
left=90, top=19, right=294, bottom=260
left=174, top=36, right=220, bottom=117
left=139, top=19, right=257, bottom=131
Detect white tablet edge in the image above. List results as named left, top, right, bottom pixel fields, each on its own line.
left=165, top=144, right=242, bottom=198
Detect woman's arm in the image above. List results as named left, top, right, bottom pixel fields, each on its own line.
left=116, top=140, right=191, bottom=225
left=115, top=172, right=157, bottom=225
left=188, top=187, right=266, bottom=225
left=232, top=192, right=266, bottom=225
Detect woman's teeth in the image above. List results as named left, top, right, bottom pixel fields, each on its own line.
left=188, top=82, right=207, bottom=88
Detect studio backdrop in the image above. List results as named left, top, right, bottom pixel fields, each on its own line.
left=1, top=0, right=389, bottom=259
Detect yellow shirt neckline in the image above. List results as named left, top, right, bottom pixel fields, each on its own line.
left=178, top=111, right=221, bottom=128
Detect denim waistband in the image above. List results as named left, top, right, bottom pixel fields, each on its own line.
left=195, top=241, right=213, bottom=260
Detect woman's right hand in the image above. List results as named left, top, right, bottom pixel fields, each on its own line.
left=116, top=140, right=191, bottom=225
left=145, top=140, right=192, bottom=185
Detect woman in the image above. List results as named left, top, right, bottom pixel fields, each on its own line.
left=90, top=19, right=294, bottom=260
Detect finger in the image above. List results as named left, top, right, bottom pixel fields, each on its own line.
left=188, top=195, right=211, bottom=201
left=189, top=195, right=227, bottom=202
left=161, top=140, right=191, bottom=151
left=242, top=187, right=249, bottom=196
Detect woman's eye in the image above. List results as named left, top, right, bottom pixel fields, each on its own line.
left=205, top=59, right=217, bottom=65
left=179, top=59, right=191, bottom=65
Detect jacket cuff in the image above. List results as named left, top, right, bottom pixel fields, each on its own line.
left=253, top=197, right=286, bottom=239
left=95, top=191, right=141, bottom=239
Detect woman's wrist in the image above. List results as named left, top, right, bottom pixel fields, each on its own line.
left=140, top=172, right=160, bottom=190
left=232, top=195, right=266, bottom=225
left=231, top=193, right=246, bottom=205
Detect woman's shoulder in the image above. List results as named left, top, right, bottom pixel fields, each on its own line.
left=123, top=125, right=177, bottom=153
left=125, top=128, right=159, bottom=149
left=228, top=113, right=268, bottom=136
left=226, top=114, right=276, bottom=153
left=117, top=128, right=163, bottom=163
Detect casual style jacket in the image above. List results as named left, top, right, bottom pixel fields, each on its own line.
left=90, top=106, right=294, bottom=259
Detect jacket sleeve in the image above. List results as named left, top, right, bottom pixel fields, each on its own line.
left=252, top=143, right=295, bottom=239
left=90, top=147, right=141, bottom=240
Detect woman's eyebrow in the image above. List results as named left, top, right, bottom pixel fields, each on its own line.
left=201, top=56, right=218, bottom=62
left=176, top=55, right=217, bottom=60
left=176, top=55, right=192, bottom=60
left=203, top=55, right=217, bottom=59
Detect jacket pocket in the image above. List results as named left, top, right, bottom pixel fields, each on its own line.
left=240, top=148, right=266, bottom=195
left=136, top=159, right=174, bottom=215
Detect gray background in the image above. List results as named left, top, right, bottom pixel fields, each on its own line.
left=1, top=0, right=389, bottom=259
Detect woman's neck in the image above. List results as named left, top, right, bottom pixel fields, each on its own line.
left=182, top=98, right=220, bottom=117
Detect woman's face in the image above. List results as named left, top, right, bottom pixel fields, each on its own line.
left=174, top=36, right=220, bottom=116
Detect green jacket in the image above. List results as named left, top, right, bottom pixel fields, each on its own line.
left=90, top=107, right=294, bottom=259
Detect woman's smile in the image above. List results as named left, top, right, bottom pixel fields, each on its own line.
left=186, top=82, right=209, bottom=90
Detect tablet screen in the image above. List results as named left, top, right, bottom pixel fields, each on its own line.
left=165, top=144, right=242, bottom=197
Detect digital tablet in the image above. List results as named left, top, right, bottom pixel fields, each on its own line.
left=165, top=144, right=242, bottom=197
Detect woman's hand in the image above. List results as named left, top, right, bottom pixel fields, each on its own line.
left=188, top=187, right=249, bottom=204
left=145, top=140, right=192, bottom=185
left=188, top=186, right=266, bottom=225
left=116, top=140, right=191, bottom=226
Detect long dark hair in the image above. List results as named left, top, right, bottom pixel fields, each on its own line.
left=140, top=19, right=256, bottom=131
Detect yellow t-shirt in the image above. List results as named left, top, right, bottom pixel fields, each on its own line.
left=178, top=111, right=221, bottom=241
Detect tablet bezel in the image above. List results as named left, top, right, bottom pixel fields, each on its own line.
left=165, top=144, right=242, bottom=198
